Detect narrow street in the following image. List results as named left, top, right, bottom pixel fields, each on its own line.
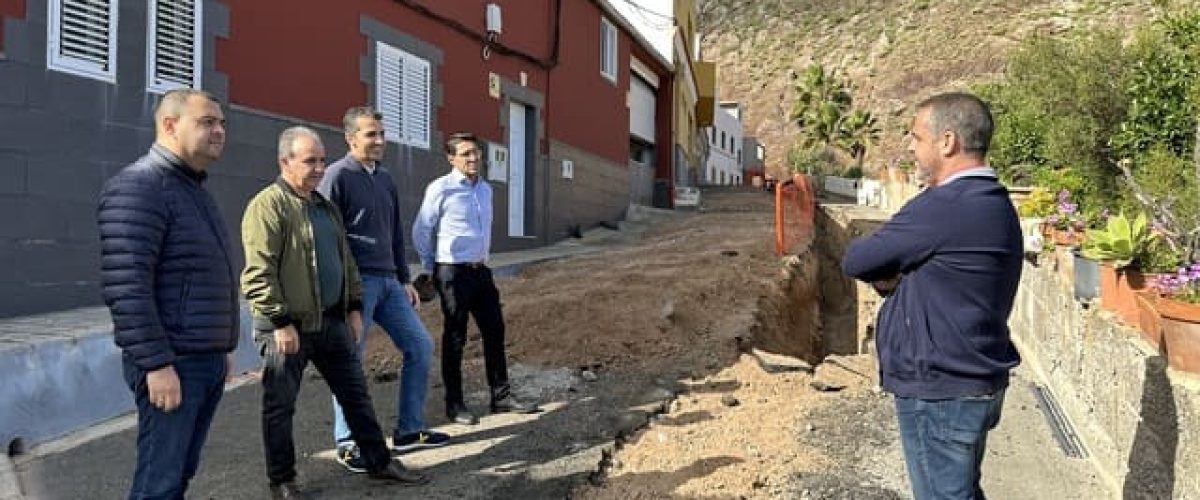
left=16, top=189, right=1109, bottom=499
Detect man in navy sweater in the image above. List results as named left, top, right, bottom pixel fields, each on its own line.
left=318, top=107, right=448, bottom=472
left=842, top=92, right=1022, bottom=500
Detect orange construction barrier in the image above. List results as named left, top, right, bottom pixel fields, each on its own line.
left=775, top=174, right=816, bottom=255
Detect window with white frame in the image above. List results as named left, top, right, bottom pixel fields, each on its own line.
left=376, top=41, right=431, bottom=149
left=600, top=18, right=617, bottom=82
left=147, top=0, right=202, bottom=92
left=47, top=0, right=119, bottom=82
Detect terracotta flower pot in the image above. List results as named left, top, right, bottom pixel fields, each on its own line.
left=1159, top=297, right=1200, bottom=374
left=1135, top=292, right=1163, bottom=352
left=1053, top=229, right=1084, bottom=247
left=1099, top=264, right=1150, bottom=326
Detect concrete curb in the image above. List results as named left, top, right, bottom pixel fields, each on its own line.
left=0, top=455, right=23, bottom=500
left=0, top=306, right=261, bottom=454
left=1, top=244, right=610, bottom=457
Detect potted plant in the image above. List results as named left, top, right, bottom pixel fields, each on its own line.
left=1046, top=189, right=1086, bottom=247
left=1072, top=208, right=1111, bottom=302
left=1132, top=238, right=1184, bottom=350
left=1152, top=262, right=1200, bottom=374
left=1081, top=212, right=1156, bottom=325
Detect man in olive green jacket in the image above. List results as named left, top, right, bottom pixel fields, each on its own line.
left=241, top=126, right=428, bottom=499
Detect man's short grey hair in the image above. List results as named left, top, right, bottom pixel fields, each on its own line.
left=916, top=92, right=994, bottom=155
left=154, top=88, right=218, bottom=123
left=277, top=126, right=322, bottom=159
left=343, top=106, right=384, bottom=136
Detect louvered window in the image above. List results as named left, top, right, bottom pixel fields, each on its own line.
left=47, top=0, right=119, bottom=82
left=375, top=42, right=431, bottom=149
left=147, top=0, right=202, bottom=92
left=600, top=18, right=617, bottom=82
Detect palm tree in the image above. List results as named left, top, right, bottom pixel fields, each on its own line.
left=837, top=109, right=881, bottom=169
left=790, top=64, right=879, bottom=170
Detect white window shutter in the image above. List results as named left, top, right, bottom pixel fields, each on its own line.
left=376, top=42, right=404, bottom=144
left=48, top=0, right=119, bottom=82
left=147, top=0, right=202, bottom=92
left=375, top=41, right=430, bottom=149
left=399, top=53, right=430, bottom=149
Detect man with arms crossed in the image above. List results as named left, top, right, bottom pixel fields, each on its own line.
left=842, top=93, right=1022, bottom=500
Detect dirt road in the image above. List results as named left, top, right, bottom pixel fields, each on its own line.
left=18, top=188, right=1109, bottom=499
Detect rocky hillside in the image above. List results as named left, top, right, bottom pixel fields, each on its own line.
left=699, top=0, right=1188, bottom=177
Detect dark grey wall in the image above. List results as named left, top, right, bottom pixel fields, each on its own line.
left=0, top=0, right=236, bottom=317
left=0, top=3, right=629, bottom=318
left=0, top=4, right=454, bottom=318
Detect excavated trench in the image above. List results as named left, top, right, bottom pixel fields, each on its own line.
left=580, top=198, right=876, bottom=497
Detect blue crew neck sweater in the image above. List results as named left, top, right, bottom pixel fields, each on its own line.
left=842, top=176, right=1023, bottom=399
left=317, top=155, right=412, bottom=284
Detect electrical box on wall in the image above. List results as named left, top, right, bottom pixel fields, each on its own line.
left=487, top=142, right=508, bottom=182
left=486, top=4, right=503, bottom=33
left=488, top=72, right=501, bottom=99
left=561, top=159, right=574, bottom=180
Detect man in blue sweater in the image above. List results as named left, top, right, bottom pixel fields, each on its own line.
left=842, top=92, right=1022, bottom=500
left=318, top=107, right=447, bottom=472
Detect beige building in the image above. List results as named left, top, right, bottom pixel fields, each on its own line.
left=612, top=0, right=715, bottom=202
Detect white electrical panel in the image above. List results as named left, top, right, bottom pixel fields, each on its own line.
left=487, top=142, right=508, bottom=182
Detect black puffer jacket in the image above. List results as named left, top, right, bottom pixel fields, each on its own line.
left=98, top=145, right=240, bottom=370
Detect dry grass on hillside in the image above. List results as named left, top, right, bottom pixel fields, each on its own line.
left=699, top=0, right=1185, bottom=177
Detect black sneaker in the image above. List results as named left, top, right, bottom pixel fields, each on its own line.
left=335, top=444, right=368, bottom=474
left=490, top=393, right=539, bottom=414
left=392, top=430, right=451, bottom=454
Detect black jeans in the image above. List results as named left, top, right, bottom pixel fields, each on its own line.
left=435, top=264, right=510, bottom=405
left=256, top=315, right=390, bottom=484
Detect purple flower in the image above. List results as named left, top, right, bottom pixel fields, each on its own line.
left=1057, top=189, right=1071, bottom=203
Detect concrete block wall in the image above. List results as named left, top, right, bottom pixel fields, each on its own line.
left=629, top=162, right=654, bottom=207
left=547, top=140, right=631, bottom=240
left=821, top=201, right=1199, bottom=497
left=1010, top=258, right=1200, bottom=498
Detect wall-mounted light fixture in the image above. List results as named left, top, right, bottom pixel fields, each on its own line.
left=482, top=3, right=502, bottom=60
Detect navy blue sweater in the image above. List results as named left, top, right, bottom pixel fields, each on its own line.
left=842, top=176, right=1022, bottom=399
left=318, top=155, right=411, bottom=284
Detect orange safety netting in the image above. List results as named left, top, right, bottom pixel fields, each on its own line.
left=775, top=174, right=816, bottom=256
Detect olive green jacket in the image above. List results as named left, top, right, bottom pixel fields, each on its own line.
left=240, top=178, right=363, bottom=333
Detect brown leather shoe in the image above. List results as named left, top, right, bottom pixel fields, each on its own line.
left=269, top=481, right=309, bottom=500
left=368, top=460, right=430, bottom=485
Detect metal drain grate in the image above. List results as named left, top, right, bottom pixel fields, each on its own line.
left=1030, top=383, right=1088, bottom=459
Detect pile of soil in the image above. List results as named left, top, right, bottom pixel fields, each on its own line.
left=358, top=189, right=904, bottom=498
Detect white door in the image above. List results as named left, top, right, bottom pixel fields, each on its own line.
left=507, top=102, right=526, bottom=237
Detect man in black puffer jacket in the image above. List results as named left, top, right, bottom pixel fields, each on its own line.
left=98, top=89, right=239, bottom=500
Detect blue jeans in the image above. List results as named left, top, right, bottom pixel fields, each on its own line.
left=894, top=388, right=1007, bottom=500
left=333, top=274, right=434, bottom=443
left=122, top=352, right=227, bottom=500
